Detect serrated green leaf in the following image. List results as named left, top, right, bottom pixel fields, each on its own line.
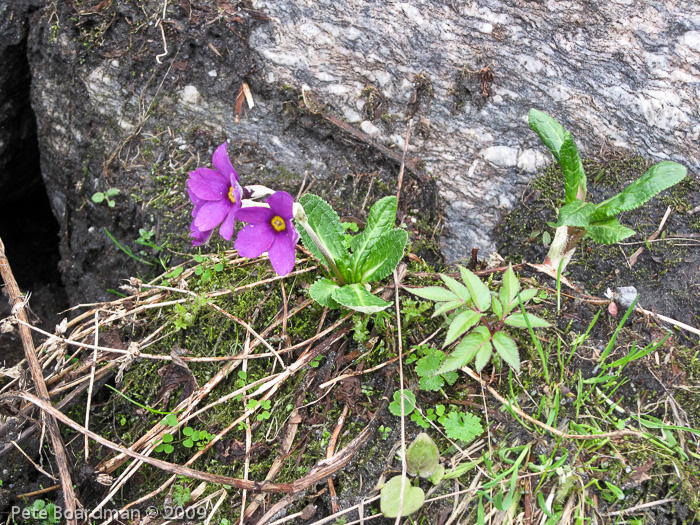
left=444, top=310, right=484, bottom=347
left=553, top=199, right=596, bottom=227
left=440, top=273, right=471, bottom=302
left=491, top=296, right=503, bottom=319
left=591, top=161, right=686, bottom=221
left=504, top=312, right=552, bottom=328
left=331, top=283, right=390, bottom=314
left=438, top=326, right=491, bottom=375
left=408, top=286, right=459, bottom=302
left=586, top=217, right=636, bottom=244
left=358, top=228, right=408, bottom=282
left=415, top=349, right=458, bottom=391
left=529, top=109, right=566, bottom=161
left=309, top=278, right=340, bottom=308
left=518, top=288, right=539, bottom=304
left=350, top=196, right=397, bottom=280
left=459, top=266, right=491, bottom=312
left=560, top=132, right=587, bottom=204
left=474, top=341, right=493, bottom=372
left=299, top=194, right=350, bottom=275
left=432, top=299, right=464, bottom=317
left=439, top=411, right=483, bottom=443
left=492, top=332, right=520, bottom=372
left=499, top=264, right=520, bottom=312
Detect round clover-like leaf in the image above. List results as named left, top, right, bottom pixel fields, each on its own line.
left=380, top=475, right=425, bottom=518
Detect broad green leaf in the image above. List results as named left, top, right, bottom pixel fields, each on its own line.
left=408, top=286, right=459, bottom=302
left=586, top=217, right=636, bottom=244
left=499, top=264, right=520, bottom=311
left=331, top=283, right=390, bottom=314
left=350, top=196, right=397, bottom=280
left=299, top=194, right=350, bottom=274
left=591, top=161, right=687, bottom=221
left=357, top=228, right=408, bottom=282
left=553, top=199, right=596, bottom=228
left=440, top=274, right=471, bottom=302
left=91, top=192, right=105, bottom=203
left=504, top=312, right=552, bottom=328
left=432, top=299, right=464, bottom=317
left=438, top=326, right=492, bottom=375
left=406, top=433, right=439, bottom=478
left=560, top=132, right=587, bottom=204
left=380, top=475, right=425, bottom=517
left=459, top=266, right=491, bottom=312
left=444, top=310, right=484, bottom=347
left=529, top=109, right=566, bottom=161
left=309, top=278, right=340, bottom=308
left=492, top=332, right=520, bottom=372
left=474, top=340, right=494, bottom=372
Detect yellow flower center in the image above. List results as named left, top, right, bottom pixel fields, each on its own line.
left=228, top=186, right=237, bottom=204
left=270, top=216, right=286, bottom=232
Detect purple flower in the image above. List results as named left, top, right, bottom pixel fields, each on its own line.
left=235, top=191, right=300, bottom=276
left=187, top=142, right=242, bottom=242
left=188, top=188, right=213, bottom=246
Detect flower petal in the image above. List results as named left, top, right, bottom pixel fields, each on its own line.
left=188, top=188, right=205, bottom=218
left=267, top=222, right=298, bottom=276
left=266, top=191, right=294, bottom=218
left=212, top=142, right=239, bottom=182
left=219, top=206, right=238, bottom=241
left=235, top=224, right=275, bottom=258
left=190, top=221, right=213, bottom=246
left=194, top=199, right=231, bottom=230
left=188, top=168, right=229, bottom=200
left=236, top=205, right=274, bottom=225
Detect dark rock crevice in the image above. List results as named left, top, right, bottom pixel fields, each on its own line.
left=0, top=2, right=68, bottom=365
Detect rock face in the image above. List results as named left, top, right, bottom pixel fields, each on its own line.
left=248, top=0, right=700, bottom=260
left=1, top=0, right=698, bottom=306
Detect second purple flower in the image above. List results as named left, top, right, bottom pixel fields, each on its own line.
left=235, top=191, right=299, bottom=276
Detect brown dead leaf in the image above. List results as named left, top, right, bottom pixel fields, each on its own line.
left=214, top=439, right=270, bottom=464
left=335, top=376, right=361, bottom=410
left=156, top=349, right=198, bottom=408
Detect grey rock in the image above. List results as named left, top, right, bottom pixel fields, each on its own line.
left=248, top=0, right=700, bottom=260
left=615, top=286, right=639, bottom=309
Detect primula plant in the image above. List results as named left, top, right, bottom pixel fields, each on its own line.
left=299, top=194, right=408, bottom=313
left=409, top=265, right=550, bottom=373
left=186, top=142, right=407, bottom=312
left=529, top=109, right=687, bottom=272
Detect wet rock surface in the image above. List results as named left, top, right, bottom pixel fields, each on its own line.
left=249, top=0, right=700, bottom=260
